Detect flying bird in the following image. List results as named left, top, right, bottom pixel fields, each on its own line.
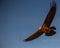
left=24, top=1, right=57, bottom=42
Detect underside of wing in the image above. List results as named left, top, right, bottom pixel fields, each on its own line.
left=24, top=30, right=43, bottom=41
left=43, top=1, right=56, bottom=27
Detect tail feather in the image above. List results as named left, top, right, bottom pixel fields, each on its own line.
left=45, top=30, right=56, bottom=36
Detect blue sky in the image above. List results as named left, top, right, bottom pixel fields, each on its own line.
left=0, top=0, right=60, bottom=48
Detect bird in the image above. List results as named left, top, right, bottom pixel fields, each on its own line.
left=24, top=1, right=57, bottom=42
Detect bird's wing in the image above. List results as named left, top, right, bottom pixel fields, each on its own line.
left=24, top=30, right=43, bottom=41
left=43, top=1, right=56, bottom=27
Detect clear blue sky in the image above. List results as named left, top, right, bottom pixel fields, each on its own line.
left=0, top=0, right=60, bottom=48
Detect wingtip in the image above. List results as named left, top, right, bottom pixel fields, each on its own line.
left=23, top=40, right=27, bottom=42
left=23, top=38, right=31, bottom=42
left=51, top=0, right=56, bottom=7
left=53, top=0, right=56, bottom=6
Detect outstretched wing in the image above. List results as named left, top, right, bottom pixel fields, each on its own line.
left=24, top=1, right=56, bottom=42
left=24, top=30, right=43, bottom=41
left=43, top=1, right=56, bottom=27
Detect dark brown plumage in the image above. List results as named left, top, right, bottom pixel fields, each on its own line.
left=24, top=1, right=56, bottom=42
